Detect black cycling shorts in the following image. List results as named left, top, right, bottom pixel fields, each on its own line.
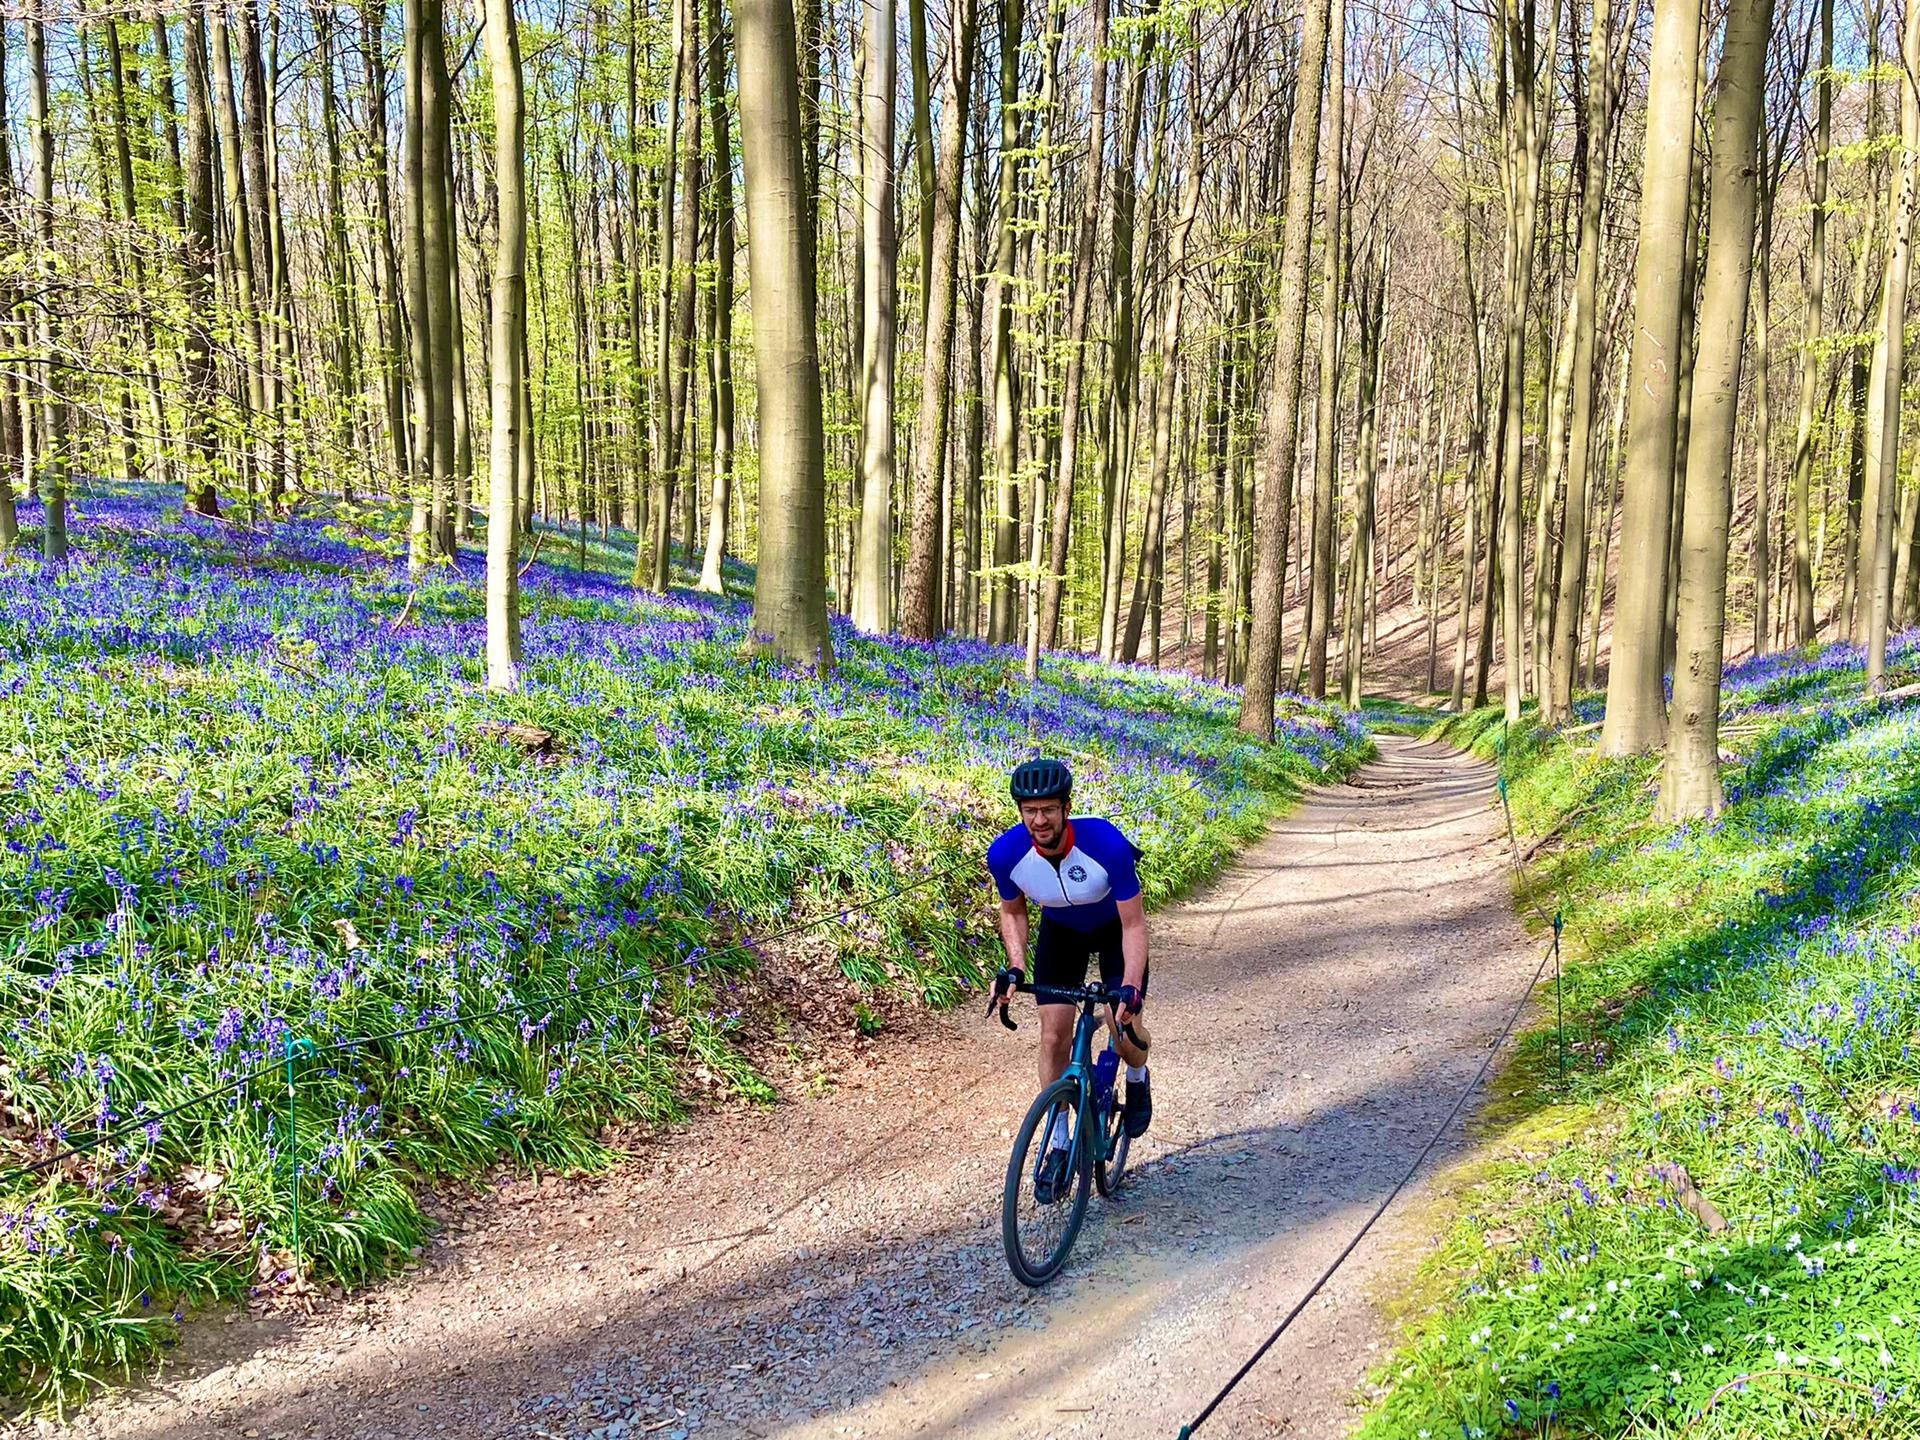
left=1031, top=917, right=1147, bottom=1006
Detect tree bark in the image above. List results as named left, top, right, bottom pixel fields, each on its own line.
left=900, top=0, right=982, bottom=636
left=698, top=0, right=739, bottom=594
left=179, top=9, right=222, bottom=518
left=1789, top=0, right=1829, bottom=645
left=852, top=0, right=900, bottom=631
left=737, top=0, right=835, bottom=671
left=1863, top=0, right=1920, bottom=685
left=1547, top=0, right=1613, bottom=721
left=986, top=0, right=1024, bottom=645
left=1599, top=0, right=1702, bottom=754
left=1037, top=0, right=1111, bottom=651
left=485, top=0, right=526, bottom=691
left=1122, top=53, right=1205, bottom=663
left=1305, top=0, right=1347, bottom=701
left=27, top=17, right=67, bottom=563
left=1660, top=0, right=1772, bottom=817
left=1240, top=0, right=1332, bottom=735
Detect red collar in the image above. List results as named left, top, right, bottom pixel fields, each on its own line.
left=1031, top=819, right=1075, bottom=860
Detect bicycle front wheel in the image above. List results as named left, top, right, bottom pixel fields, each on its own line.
left=1095, top=1082, right=1132, bottom=1197
left=1002, top=1075, right=1093, bottom=1287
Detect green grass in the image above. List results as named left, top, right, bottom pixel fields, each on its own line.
left=1361, top=642, right=1920, bottom=1438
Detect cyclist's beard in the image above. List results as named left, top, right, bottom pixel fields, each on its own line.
left=1027, top=815, right=1069, bottom=856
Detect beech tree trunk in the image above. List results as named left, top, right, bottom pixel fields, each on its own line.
left=737, top=0, right=835, bottom=671
left=852, top=0, right=899, bottom=631
left=1660, top=0, right=1772, bottom=817
left=1600, top=0, right=1702, bottom=755
left=899, top=0, right=980, bottom=636
left=485, top=0, right=527, bottom=691
left=1240, top=0, right=1332, bottom=735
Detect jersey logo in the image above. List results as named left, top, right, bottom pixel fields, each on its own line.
left=1067, top=864, right=1087, bottom=882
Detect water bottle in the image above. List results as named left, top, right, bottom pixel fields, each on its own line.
left=1093, top=1046, right=1120, bottom=1112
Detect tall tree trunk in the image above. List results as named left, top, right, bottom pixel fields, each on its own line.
left=27, top=17, right=67, bottom=564
left=0, top=24, right=15, bottom=552
left=103, top=17, right=175, bottom=493
left=1496, top=0, right=1551, bottom=722
left=235, top=2, right=286, bottom=507
left=908, top=0, right=935, bottom=300
left=1547, top=0, right=1613, bottom=721
left=737, top=0, right=835, bottom=670
left=1586, top=354, right=1629, bottom=686
left=1304, top=0, right=1347, bottom=701
left=211, top=12, right=269, bottom=516
left=317, top=2, right=367, bottom=499
left=648, top=0, right=702, bottom=591
left=485, top=0, right=526, bottom=690
left=1037, top=0, right=1111, bottom=651
left=1863, top=0, right=1920, bottom=685
left=1751, top=185, right=1775, bottom=654
left=1790, top=0, right=1831, bottom=646
left=986, top=0, right=1024, bottom=644
left=403, top=0, right=435, bottom=565
left=1342, top=250, right=1389, bottom=708
left=698, top=0, right=739, bottom=594
left=362, top=0, right=411, bottom=485
left=1661, top=0, right=1772, bottom=816
left=179, top=10, right=222, bottom=518
left=1599, top=0, right=1702, bottom=755
left=852, top=0, right=899, bottom=631
left=420, top=0, right=457, bottom=553
left=1097, top=45, right=1151, bottom=659
left=1240, top=0, right=1332, bottom=735
left=1122, top=57, right=1204, bottom=663
left=900, top=0, right=981, bottom=636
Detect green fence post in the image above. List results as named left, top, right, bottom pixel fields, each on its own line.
left=1553, top=910, right=1567, bottom=1090
left=284, top=1034, right=317, bottom=1277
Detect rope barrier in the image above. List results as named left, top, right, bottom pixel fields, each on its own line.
left=1174, top=716, right=1574, bottom=1437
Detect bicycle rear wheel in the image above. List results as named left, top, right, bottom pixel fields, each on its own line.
left=1002, top=1076, right=1092, bottom=1287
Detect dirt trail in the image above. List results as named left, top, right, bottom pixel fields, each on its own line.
left=65, top=736, right=1540, bottom=1440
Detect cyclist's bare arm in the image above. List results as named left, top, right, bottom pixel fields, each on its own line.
left=998, top=897, right=1031, bottom=973
left=1108, top=894, right=1151, bottom=1066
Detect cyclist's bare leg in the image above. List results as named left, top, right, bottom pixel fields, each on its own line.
left=1104, top=1008, right=1151, bottom=1069
left=1039, top=1005, right=1075, bottom=1087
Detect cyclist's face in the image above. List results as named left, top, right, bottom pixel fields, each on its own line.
left=1017, top=799, right=1068, bottom=850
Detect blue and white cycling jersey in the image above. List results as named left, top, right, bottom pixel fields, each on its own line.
left=986, top=816, right=1143, bottom=933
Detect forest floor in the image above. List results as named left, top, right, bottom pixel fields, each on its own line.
left=57, top=735, right=1540, bottom=1440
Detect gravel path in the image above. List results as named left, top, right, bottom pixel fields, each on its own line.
left=61, top=735, right=1540, bottom=1440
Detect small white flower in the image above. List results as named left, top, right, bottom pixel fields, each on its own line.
left=1881, top=1349, right=1895, bottom=1365
left=1702, top=1344, right=1716, bottom=1356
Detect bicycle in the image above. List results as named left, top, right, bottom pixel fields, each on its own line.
left=988, top=977, right=1142, bottom=1287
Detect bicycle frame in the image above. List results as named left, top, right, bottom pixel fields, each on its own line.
left=997, top=980, right=1121, bottom=1164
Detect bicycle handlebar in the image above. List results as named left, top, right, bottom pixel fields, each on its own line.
left=987, top=978, right=1146, bottom=1048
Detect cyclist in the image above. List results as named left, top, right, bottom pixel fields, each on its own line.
left=986, top=758, right=1152, bottom=1201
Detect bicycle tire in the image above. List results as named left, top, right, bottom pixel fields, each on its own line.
left=1002, top=1075, right=1093, bottom=1287
left=1095, top=1082, right=1132, bottom=1197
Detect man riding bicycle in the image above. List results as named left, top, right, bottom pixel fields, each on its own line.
left=987, top=758, right=1152, bottom=1200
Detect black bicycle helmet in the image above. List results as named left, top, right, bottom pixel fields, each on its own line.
left=1010, top=757, right=1073, bottom=802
